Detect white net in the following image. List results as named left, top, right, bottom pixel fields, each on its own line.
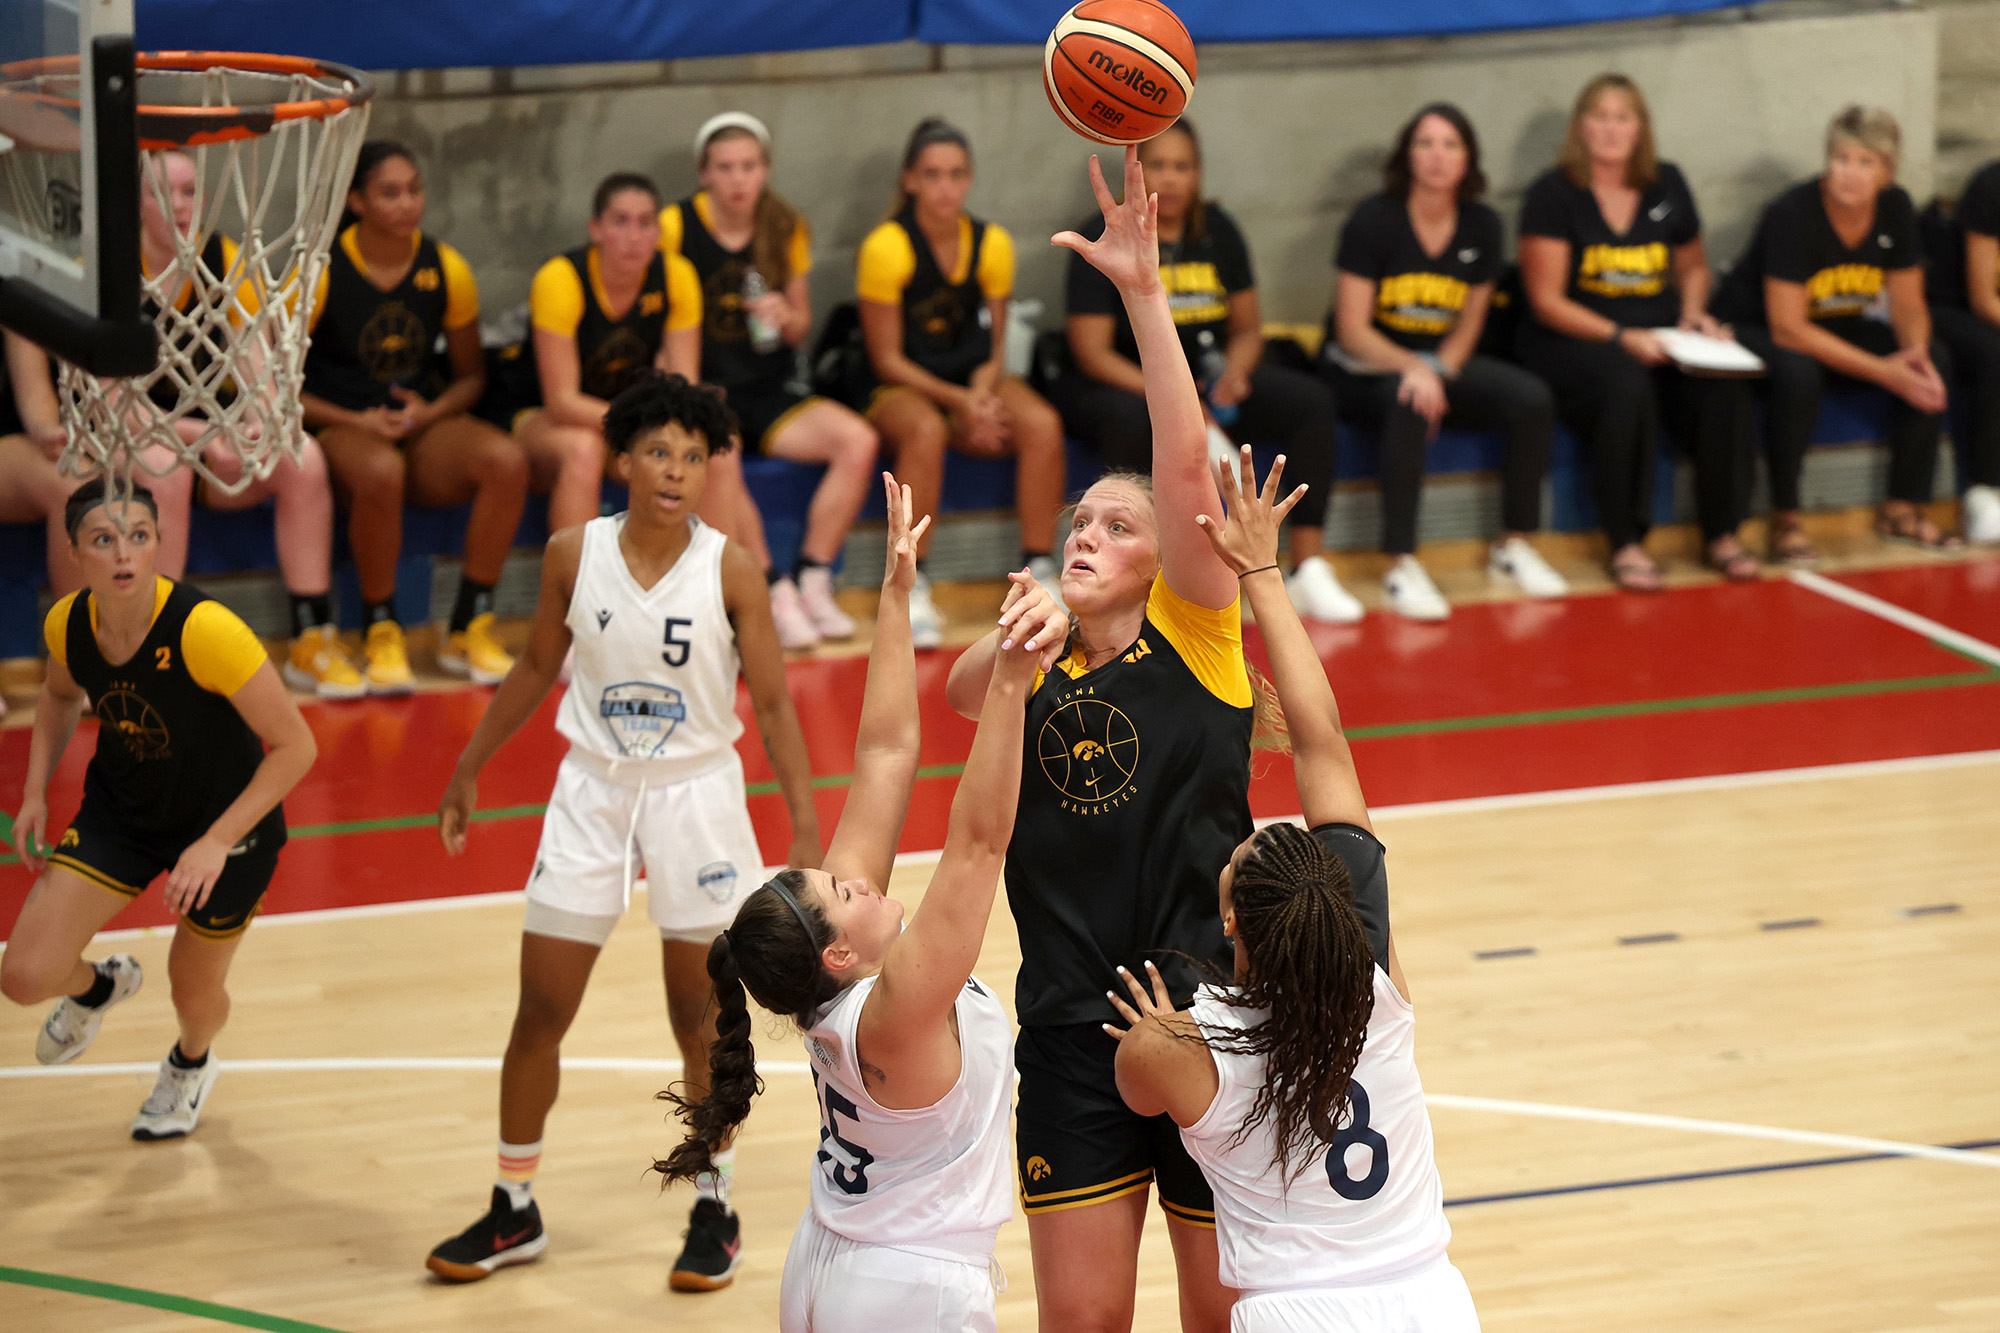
left=54, top=60, right=371, bottom=497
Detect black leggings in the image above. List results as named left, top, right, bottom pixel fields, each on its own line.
left=1323, top=353, right=1554, bottom=555
left=1928, top=304, right=2000, bottom=489
left=1050, top=359, right=1339, bottom=527
left=1516, top=324, right=1754, bottom=546
left=1734, top=321, right=1953, bottom=509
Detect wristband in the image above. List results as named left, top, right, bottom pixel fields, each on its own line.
left=1238, top=564, right=1280, bottom=579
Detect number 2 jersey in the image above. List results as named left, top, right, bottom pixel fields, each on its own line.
left=555, top=514, right=744, bottom=778
left=799, top=973, right=1016, bottom=1258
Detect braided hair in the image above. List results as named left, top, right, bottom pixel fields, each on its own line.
left=1207, top=823, right=1376, bottom=1183
left=651, top=870, right=845, bottom=1185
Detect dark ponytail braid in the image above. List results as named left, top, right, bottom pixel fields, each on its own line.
left=652, top=870, right=845, bottom=1184
left=1206, top=823, right=1376, bottom=1183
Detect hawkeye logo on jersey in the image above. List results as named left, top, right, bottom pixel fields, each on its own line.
left=640, top=291, right=665, bottom=317
left=1025, top=1156, right=1053, bottom=1183
left=1039, top=690, right=1139, bottom=814
left=599, top=681, right=688, bottom=757
left=412, top=267, right=441, bottom=292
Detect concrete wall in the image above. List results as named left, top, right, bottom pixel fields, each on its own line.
left=361, top=2, right=1938, bottom=338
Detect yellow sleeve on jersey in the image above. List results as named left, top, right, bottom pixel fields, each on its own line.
left=437, top=242, right=481, bottom=329
left=306, top=266, right=330, bottom=333
left=665, top=252, right=704, bottom=332
left=856, top=222, right=917, bottom=306
left=659, top=202, right=685, bottom=257
left=43, top=593, right=78, bottom=672
left=181, top=600, right=270, bottom=697
left=529, top=255, right=586, bottom=338
left=789, top=218, right=813, bottom=280
left=977, top=223, right=1016, bottom=301
left=1147, top=575, right=1250, bottom=708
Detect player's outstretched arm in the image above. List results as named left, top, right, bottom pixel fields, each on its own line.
left=857, top=583, right=1047, bottom=1095
left=1198, top=444, right=1370, bottom=833
left=725, top=541, right=823, bottom=871
left=1054, top=146, right=1234, bottom=612
left=823, top=474, right=929, bottom=891
left=438, top=526, right=581, bottom=855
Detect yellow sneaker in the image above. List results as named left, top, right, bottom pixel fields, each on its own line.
left=363, top=620, right=416, bottom=696
left=440, top=612, right=514, bottom=686
left=282, top=626, right=366, bottom=700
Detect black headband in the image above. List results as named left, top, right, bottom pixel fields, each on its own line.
left=763, top=876, right=821, bottom=949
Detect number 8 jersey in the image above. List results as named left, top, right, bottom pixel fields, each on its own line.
left=799, top=973, right=1017, bottom=1258
left=1183, top=968, right=1452, bottom=1293
left=555, top=515, right=744, bottom=777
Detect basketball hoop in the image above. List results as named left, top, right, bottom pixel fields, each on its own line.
left=0, top=52, right=373, bottom=496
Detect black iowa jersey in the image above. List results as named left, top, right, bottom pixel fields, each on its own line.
left=54, top=578, right=280, bottom=844
left=892, top=204, right=993, bottom=387
left=559, top=245, right=669, bottom=401
left=304, top=226, right=467, bottom=410
left=143, top=232, right=234, bottom=414
left=1005, top=578, right=1253, bottom=1027
left=673, top=195, right=796, bottom=394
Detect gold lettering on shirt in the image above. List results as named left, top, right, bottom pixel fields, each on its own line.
left=1375, top=272, right=1470, bottom=336
left=1576, top=242, right=1668, bottom=299
left=1804, top=264, right=1885, bottom=320
left=1162, top=261, right=1227, bottom=326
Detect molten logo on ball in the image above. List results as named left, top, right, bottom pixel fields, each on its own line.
left=1084, top=49, right=1170, bottom=104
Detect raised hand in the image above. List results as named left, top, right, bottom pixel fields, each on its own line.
left=1195, top=444, right=1307, bottom=577
left=882, top=471, right=932, bottom=595
left=1051, top=145, right=1160, bottom=296
left=995, top=568, right=1070, bottom=670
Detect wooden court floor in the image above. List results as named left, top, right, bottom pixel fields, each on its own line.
left=2, top=755, right=1996, bottom=1331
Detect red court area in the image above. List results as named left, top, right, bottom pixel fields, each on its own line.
left=3, top=561, right=1997, bottom=938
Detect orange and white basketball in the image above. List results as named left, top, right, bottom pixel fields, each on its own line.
left=1043, top=0, right=1197, bottom=146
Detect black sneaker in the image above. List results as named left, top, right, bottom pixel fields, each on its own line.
left=426, top=1187, right=549, bottom=1282
left=669, top=1197, right=743, bottom=1292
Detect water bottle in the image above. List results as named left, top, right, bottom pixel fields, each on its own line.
left=742, top=267, right=782, bottom=353
left=1196, top=328, right=1238, bottom=426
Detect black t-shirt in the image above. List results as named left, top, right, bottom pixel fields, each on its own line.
left=1067, top=202, right=1255, bottom=366
left=1518, top=162, right=1700, bottom=329
left=1716, top=179, right=1921, bottom=328
left=1310, top=822, right=1391, bottom=969
left=1926, top=160, right=2000, bottom=309
left=1332, top=193, right=1503, bottom=352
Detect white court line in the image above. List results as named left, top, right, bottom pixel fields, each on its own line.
left=22, top=749, right=1997, bottom=947
left=1789, top=567, right=2000, bottom=669
left=3, top=1056, right=1992, bottom=1171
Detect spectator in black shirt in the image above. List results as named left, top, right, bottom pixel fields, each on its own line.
left=1518, top=74, right=1758, bottom=588
left=1325, top=103, right=1568, bottom=621
left=1719, top=106, right=1958, bottom=553
left=1054, top=119, right=1358, bottom=623
left=1921, top=158, right=2000, bottom=543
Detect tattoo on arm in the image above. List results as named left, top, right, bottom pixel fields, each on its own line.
left=860, top=1059, right=888, bottom=1087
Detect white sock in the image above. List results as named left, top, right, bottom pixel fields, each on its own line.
left=696, top=1146, right=736, bottom=1214
left=497, top=1137, right=542, bottom=1211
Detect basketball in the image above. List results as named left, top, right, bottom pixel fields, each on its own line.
left=1043, top=0, right=1196, bottom=146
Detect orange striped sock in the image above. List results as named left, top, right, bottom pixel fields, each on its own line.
left=497, top=1138, right=542, bottom=1211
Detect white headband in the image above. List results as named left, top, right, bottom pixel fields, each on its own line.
left=694, top=112, right=772, bottom=159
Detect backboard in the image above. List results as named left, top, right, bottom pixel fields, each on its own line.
left=0, top=0, right=152, bottom=375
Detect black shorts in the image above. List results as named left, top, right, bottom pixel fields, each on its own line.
left=47, top=799, right=285, bottom=940
left=729, top=384, right=819, bottom=453
left=1015, top=1022, right=1215, bottom=1227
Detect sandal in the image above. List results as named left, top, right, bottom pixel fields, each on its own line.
left=1875, top=506, right=1965, bottom=552
left=1705, top=536, right=1762, bottom=582
left=1768, top=516, right=1819, bottom=567
left=1609, top=544, right=1665, bottom=593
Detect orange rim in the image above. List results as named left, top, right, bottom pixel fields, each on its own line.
left=0, top=50, right=374, bottom=150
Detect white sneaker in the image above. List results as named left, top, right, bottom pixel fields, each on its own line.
left=35, top=953, right=142, bottom=1065
left=131, top=1051, right=220, bottom=1141
left=1965, top=484, right=2000, bottom=545
left=1286, top=555, right=1365, bottom=624
left=1026, top=554, right=1068, bottom=616
left=908, top=572, right=944, bottom=650
left=1383, top=555, right=1451, bottom=622
left=795, top=566, right=856, bottom=639
left=768, top=577, right=820, bottom=652
left=1488, top=536, right=1570, bottom=598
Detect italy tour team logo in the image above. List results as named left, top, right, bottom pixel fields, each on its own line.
left=599, top=681, right=688, bottom=757
left=1038, top=697, right=1138, bottom=807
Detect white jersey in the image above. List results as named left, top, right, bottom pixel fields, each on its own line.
left=1184, top=971, right=1451, bottom=1294
left=799, top=973, right=1016, bottom=1259
left=556, top=515, right=744, bottom=780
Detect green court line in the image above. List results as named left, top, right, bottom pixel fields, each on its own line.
left=2, top=669, right=1996, bottom=867
left=0, top=1265, right=347, bottom=1332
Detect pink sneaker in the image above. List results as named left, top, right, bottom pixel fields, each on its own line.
left=796, top=566, right=856, bottom=639
left=769, top=577, right=820, bottom=651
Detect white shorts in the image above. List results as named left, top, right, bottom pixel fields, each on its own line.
left=523, top=750, right=763, bottom=945
left=1233, top=1259, right=1480, bottom=1333
left=778, top=1209, right=998, bottom=1333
